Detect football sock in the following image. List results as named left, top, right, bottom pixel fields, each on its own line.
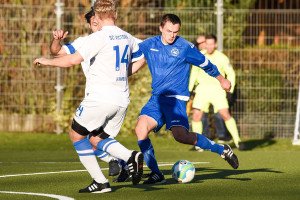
left=191, top=120, right=203, bottom=134
left=97, top=138, right=131, bottom=162
left=225, top=117, right=241, bottom=147
left=94, top=149, right=115, bottom=163
left=195, top=134, right=224, bottom=155
left=138, top=138, right=161, bottom=174
left=73, top=137, right=107, bottom=183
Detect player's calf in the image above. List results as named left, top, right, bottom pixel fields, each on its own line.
left=171, top=127, right=196, bottom=145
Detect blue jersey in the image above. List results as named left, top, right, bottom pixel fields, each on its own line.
left=139, top=36, right=220, bottom=98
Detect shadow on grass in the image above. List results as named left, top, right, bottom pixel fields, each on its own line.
left=191, top=167, right=283, bottom=182
left=242, top=139, right=277, bottom=150
left=188, top=137, right=277, bottom=152
left=111, top=167, right=283, bottom=192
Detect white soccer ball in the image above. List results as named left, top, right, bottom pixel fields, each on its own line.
left=172, top=160, right=195, bottom=183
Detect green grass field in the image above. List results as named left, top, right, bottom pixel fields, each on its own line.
left=0, top=132, right=300, bottom=200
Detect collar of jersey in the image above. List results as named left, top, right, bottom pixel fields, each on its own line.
left=101, top=25, right=116, bottom=29
left=160, top=36, right=179, bottom=46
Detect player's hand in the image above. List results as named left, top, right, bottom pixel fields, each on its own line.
left=33, top=57, right=49, bottom=66
left=221, top=79, right=231, bottom=92
left=217, top=75, right=231, bottom=92
left=52, top=30, right=68, bottom=40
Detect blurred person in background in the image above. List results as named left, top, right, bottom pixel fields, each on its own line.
left=189, top=34, right=233, bottom=151
left=187, top=34, right=207, bottom=115
left=189, top=34, right=245, bottom=150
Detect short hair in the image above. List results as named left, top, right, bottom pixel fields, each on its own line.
left=205, top=34, right=217, bottom=42
left=160, top=14, right=181, bottom=27
left=93, top=0, right=117, bottom=21
left=84, top=8, right=95, bottom=24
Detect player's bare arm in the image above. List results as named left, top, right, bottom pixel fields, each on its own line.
left=33, top=51, right=83, bottom=68
left=50, top=30, right=68, bottom=56
left=128, top=57, right=146, bottom=76
left=216, top=75, right=231, bottom=92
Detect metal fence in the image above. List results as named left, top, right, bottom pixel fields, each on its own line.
left=0, top=1, right=300, bottom=139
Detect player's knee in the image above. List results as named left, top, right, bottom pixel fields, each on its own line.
left=69, top=129, right=85, bottom=143
left=89, top=136, right=100, bottom=148
left=220, top=112, right=231, bottom=121
left=223, top=116, right=231, bottom=121
left=135, top=125, right=148, bottom=140
left=192, top=114, right=201, bottom=121
left=134, top=125, right=143, bottom=135
left=192, top=109, right=202, bottom=121
left=219, top=109, right=231, bottom=121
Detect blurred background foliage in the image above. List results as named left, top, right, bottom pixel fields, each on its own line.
left=0, top=0, right=299, bottom=139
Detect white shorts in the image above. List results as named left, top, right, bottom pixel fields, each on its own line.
left=73, top=100, right=127, bottom=138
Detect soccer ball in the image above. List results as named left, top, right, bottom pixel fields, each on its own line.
left=172, top=160, right=195, bottom=183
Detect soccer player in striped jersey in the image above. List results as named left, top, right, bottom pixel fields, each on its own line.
left=129, top=14, right=239, bottom=184
left=34, top=0, right=144, bottom=193
left=50, top=8, right=123, bottom=178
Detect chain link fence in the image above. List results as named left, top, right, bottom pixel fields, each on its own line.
left=0, top=1, right=300, bottom=139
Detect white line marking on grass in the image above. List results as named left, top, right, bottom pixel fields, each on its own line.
left=0, top=191, right=74, bottom=200
left=0, top=161, right=208, bottom=179
left=0, top=169, right=90, bottom=178
left=157, top=161, right=209, bottom=167
left=0, top=161, right=81, bottom=164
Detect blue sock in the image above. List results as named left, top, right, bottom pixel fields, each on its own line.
left=196, top=134, right=224, bottom=155
left=138, top=138, right=161, bottom=174
left=73, top=137, right=94, bottom=156
left=97, top=138, right=132, bottom=162
left=97, top=138, right=117, bottom=151
left=94, top=149, right=108, bottom=159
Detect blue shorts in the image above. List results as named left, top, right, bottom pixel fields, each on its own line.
left=140, top=95, right=189, bottom=132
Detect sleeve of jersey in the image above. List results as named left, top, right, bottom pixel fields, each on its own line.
left=131, top=37, right=144, bottom=62
left=62, top=37, right=84, bottom=55
left=223, top=57, right=236, bottom=93
left=63, top=43, right=75, bottom=54
left=186, top=46, right=220, bottom=78
left=77, top=33, right=102, bottom=62
left=188, top=66, right=200, bottom=92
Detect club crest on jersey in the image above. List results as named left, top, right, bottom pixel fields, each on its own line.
left=171, top=48, right=179, bottom=56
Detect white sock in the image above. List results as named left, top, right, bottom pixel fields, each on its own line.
left=97, top=138, right=132, bottom=162
left=79, top=155, right=108, bottom=184
left=94, top=149, right=116, bottom=163
left=73, top=138, right=108, bottom=184
left=100, top=155, right=114, bottom=163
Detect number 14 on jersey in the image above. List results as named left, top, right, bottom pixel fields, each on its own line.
left=113, top=45, right=129, bottom=71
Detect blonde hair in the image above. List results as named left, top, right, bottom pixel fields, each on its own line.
left=93, top=0, right=117, bottom=21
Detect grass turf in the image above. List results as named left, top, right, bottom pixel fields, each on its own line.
left=0, top=132, right=300, bottom=200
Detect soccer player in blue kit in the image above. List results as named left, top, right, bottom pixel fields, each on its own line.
left=129, top=14, right=239, bottom=184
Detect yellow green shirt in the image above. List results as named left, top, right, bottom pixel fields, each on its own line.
left=189, top=50, right=236, bottom=93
